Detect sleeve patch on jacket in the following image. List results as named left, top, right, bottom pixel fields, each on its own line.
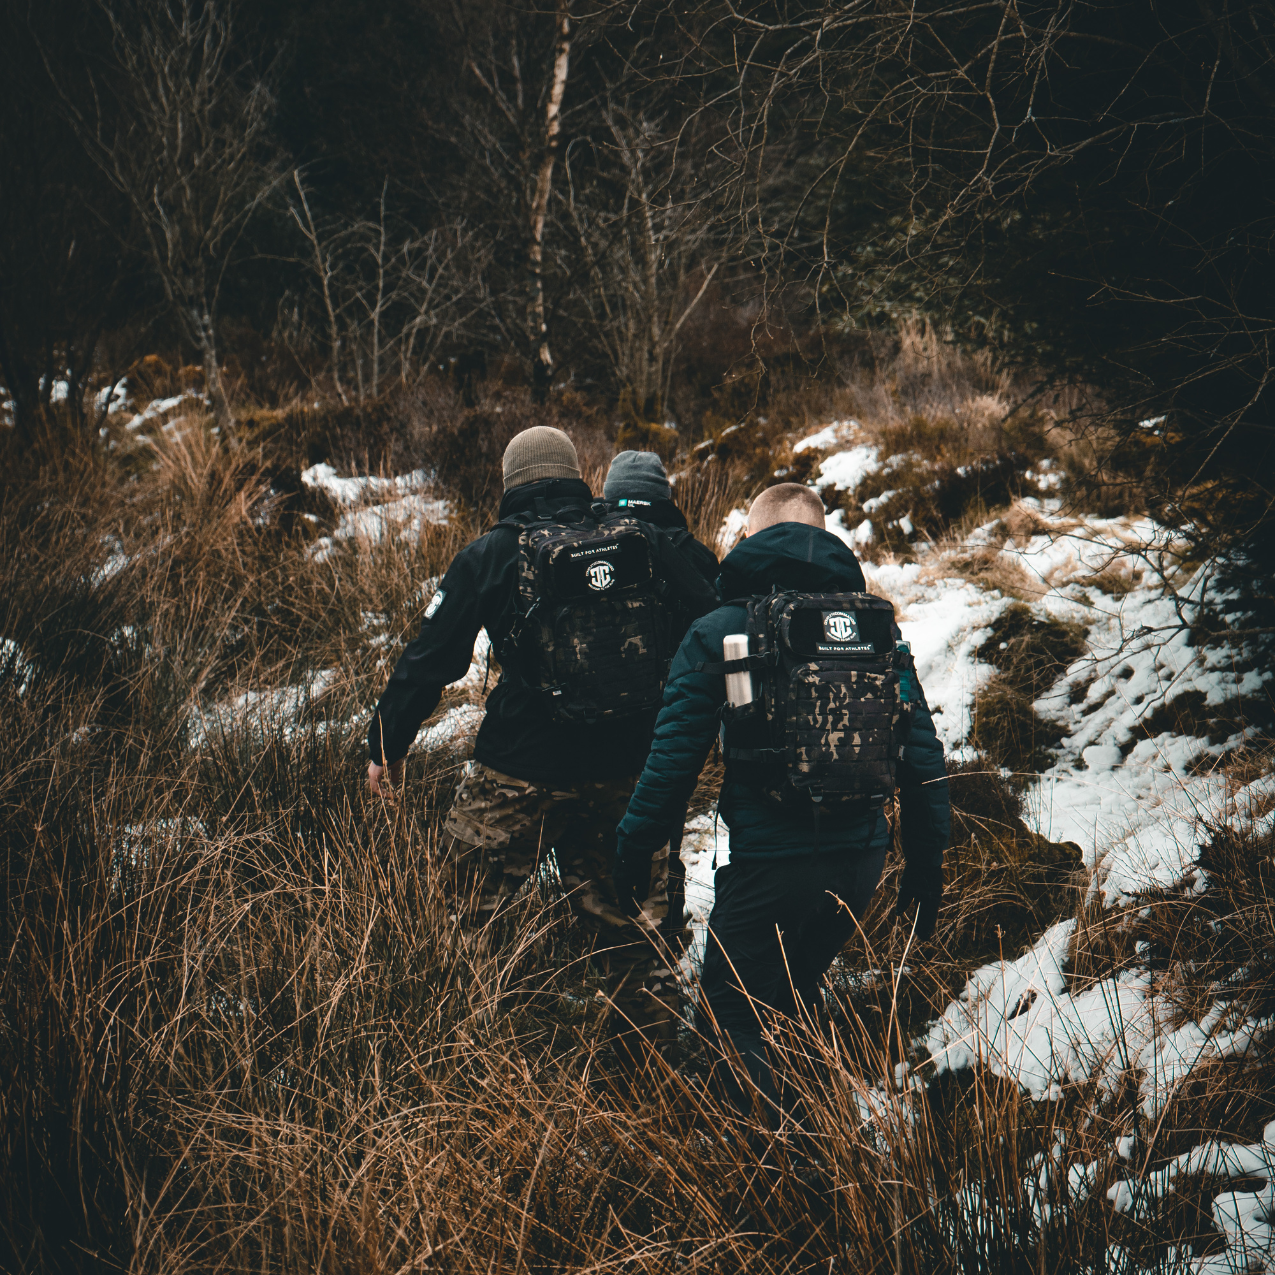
left=424, top=589, right=446, bottom=619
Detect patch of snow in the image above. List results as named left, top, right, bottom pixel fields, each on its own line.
left=1111, top=1121, right=1275, bottom=1218
left=814, top=444, right=881, bottom=494
left=92, top=535, right=129, bottom=586
left=862, top=489, right=899, bottom=514
left=455, top=630, right=494, bottom=692
left=310, top=492, right=451, bottom=562
left=1024, top=558, right=1271, bottom=903
left=94, top=378, right=131, bottom=415
left=303, top=463, right=450, bottom=561
left=793, top=419, right=859, bottom=453
left=187, top=668, right=339, bottom=748
left=679, top=813, right=730, bottom=976
left=1107, top=1123, right=1275, bottom=1273
left=126, top=391, right=204, bottom=431
left=1209, top=1189, right=1275, bottom=1273
left=862, top=560, right=1009, bottom=753
left=1, top=636, right=35, bottom=695
left=718, top=508, right=748, bottom=553
left=412, top=704, right=484, bottom=753
left=915, top=919, right=1268, bottom=1124
left=301, top=462, right=431, bottom=507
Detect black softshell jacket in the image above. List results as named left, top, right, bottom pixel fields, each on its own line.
left=602, top=495, right=719, bottom=586
left=369, top=478, right=719, bottom=782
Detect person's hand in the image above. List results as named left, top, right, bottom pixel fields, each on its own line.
left=367, top=758, right=404, bottom=797
left=894, top=862, right=942, bottom=942
left=611, top=848, right=651, bottom=919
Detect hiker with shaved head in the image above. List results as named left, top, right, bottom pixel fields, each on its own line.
left=367, top=426, right=716, bottom=1073
left=612, top=482, right=951, bottom=1112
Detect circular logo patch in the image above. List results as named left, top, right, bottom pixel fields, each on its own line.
left=585, top=561, right=615, bottom=591
left=823, top=611, right=857, bottom=642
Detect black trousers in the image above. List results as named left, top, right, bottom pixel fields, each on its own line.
left=697, top=844, right=887, bottom=1113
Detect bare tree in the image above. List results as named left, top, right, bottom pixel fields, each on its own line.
left=283, top=174, right=491, bottom=403
left=565, top=107, right=728, bottom=419
left=56, top=0, right=284, bottom=426
left=528, top=0, right=572, bottom=401
left=456, top=0, right=576, bottom=401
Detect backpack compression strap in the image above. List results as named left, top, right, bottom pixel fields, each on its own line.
left=693, top=654, right=769, bottom=675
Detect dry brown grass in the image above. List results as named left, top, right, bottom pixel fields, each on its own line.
left=922, top=540, right=1039, bottom=600
left=0, top=409, right=1266, bottom=1274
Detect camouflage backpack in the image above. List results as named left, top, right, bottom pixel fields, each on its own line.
left=501, top=508, right=673, bottom=724
left=713, top=591, right=918, bottom=809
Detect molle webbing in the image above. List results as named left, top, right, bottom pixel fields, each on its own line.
left=721, top=590, right=913, bottom=808
left=503, top=511, right=672, bottom=724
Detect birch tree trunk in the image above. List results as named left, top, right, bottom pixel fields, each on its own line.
left=192, top=305, right=231, bottom=426
left=528, top=1, right=571, bottom=403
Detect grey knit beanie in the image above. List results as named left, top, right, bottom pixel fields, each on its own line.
left=603, top=450, right=671, bottom=504
left=501, top=426, right=581, bottom=491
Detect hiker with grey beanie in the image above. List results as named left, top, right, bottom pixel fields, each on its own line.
left=603, top=450, right=718, bottom=586
left=367, top=426, right=717, bottom=1073
left=602, top=450, right=720, bottom=962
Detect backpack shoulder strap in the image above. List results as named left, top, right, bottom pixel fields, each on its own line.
left=694, top=654, right=769, bottom=675
left=497, top=497, right=596, bottom=532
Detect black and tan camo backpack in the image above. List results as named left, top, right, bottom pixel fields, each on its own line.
left=501, top=509, right=673, bottom=724
left=711, top=591, right=918, bottom=809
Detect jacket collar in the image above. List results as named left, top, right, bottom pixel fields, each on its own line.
left=603, top=495, right=688, bottom=531
left=497, top=477, right=595, bottom=522
left=717, top=522, right=866, bottom=598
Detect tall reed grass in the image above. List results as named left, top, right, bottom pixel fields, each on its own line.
left=1, top=414, right=1268, bottom=1273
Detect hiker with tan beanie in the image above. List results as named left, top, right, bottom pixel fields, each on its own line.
left=367, top=426, right=716, bottom=1071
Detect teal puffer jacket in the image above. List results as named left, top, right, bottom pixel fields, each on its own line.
left=614, top=522, right=950, bottom=878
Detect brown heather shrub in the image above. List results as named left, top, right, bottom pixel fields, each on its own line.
left=923, top=540, right=1039, bottom=601
left=969, top=605, right=1089, bottom=778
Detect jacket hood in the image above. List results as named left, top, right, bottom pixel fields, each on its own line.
left=717, top=522, right=866, bottom=598
left=496, top=477, right=595, bottom=522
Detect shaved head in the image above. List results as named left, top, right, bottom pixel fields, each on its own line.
left=748, top=483, right=826, bottom=534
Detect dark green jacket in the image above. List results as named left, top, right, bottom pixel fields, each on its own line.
left=614, top=522, right=950, bottom=876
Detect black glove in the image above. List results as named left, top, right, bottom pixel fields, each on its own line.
left=611, top=848, right=651, bottom=919
left=895, top=863, right=942, bottom=941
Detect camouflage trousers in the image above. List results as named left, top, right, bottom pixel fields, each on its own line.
left=440, top=762, right=680, bottom=1067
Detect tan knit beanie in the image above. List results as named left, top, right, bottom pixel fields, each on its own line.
left=501, top=426, right=581, bottom=490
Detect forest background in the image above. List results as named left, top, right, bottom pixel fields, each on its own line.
left=3, top=0, right=1273, bottom=577
left=3, top=1, right=1275, bottom=1272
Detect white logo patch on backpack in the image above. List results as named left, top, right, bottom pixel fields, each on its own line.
left=823, top=610, right=858, bottom=643
left=585, top=561, right=615, bottom=591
